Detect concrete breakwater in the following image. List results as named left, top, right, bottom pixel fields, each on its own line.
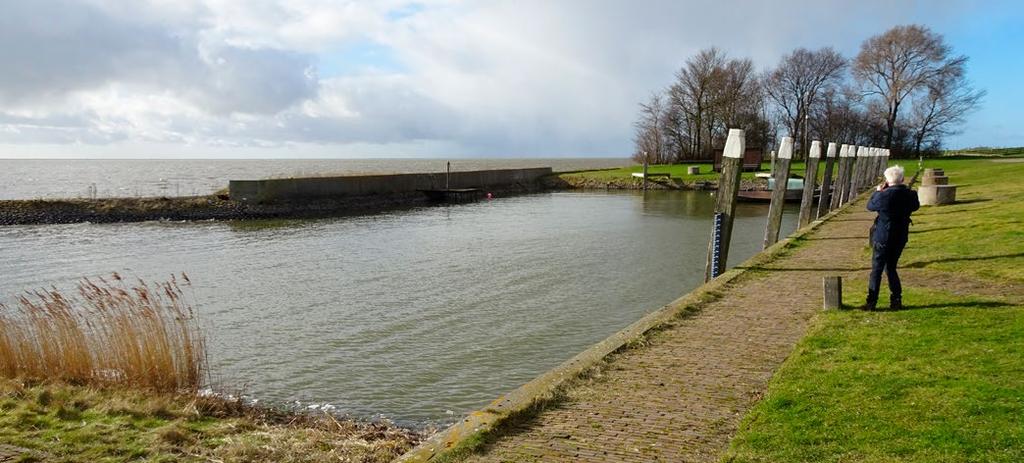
left=0, top=168, right=552, bottom=225
left=229, top=168, right=553, bottom=202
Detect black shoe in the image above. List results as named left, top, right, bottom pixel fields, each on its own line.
left=861, top=291, right=878, bottom=311
left=890, top=296, right=903, bottom=311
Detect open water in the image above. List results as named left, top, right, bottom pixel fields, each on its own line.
left=0, top=184, right=797, bottom=427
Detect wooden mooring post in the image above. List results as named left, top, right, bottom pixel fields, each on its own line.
left=763, top=136, right=793, bottom=249
left=823, top=276, right=842, bottom=309
left=704, top=128, right=745, bottom=282
left=816, top=142, right=837, bottom=219
left=870, top=147, right=881, bottom=187
left=832, top=144, right=851, bottom=210
left=642, top=152, right=649, bottom=192
left=845, top=146, right=866, bottom=204
left=879, top=148, right=890, bottom=179
left=798, top=140, right=821, bottom=228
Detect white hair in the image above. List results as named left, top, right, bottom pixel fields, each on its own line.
left=884, top=165, right=905, bottom=185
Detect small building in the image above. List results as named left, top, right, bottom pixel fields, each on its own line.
left=713, top=148, right=763, bottom=172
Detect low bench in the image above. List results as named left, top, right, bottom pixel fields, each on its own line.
left=632, top=172, right=672, bottom=178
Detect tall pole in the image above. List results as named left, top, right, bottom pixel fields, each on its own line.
left=797, top=140, right=821, bottom=228
left=763, top=136, right=793, bottom=249
left=446, top=161, right=451, bottom=191
left=704, top=129, right=745, bottom=282
left=817, top=142, right=837, bottom=218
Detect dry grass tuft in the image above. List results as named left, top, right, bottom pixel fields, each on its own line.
left=0, top=273, right=206, bottom=392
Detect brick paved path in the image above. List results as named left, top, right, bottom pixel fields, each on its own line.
left=466, top=206, right=875, bottom=462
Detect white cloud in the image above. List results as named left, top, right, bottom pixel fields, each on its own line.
left=0, top=0, right=998, bottom=157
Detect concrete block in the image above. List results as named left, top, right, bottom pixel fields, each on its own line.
left=687, top=166, right=700, bottom=175
left=919, top=184, right=957, bottom=205
left=921, top=175, right=949, bottom=186
left=923, top=168, right=945, bottom=177
left=228, top=167, right=553, bottom=202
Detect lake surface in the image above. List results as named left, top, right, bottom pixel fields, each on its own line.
left=0, top=158, right=630, bottom=200
left=0, top=190, right=797, bottom=427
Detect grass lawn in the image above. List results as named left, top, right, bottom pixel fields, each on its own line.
left=722, top=157, right=1024, bottom=462
left=899, top=158, right=1024, bottom=283
left=723, top=287, right=1024, bottom=463
left=943, top=146, right=1024, bottom=157
left=556, top=161, right=816, bottom=184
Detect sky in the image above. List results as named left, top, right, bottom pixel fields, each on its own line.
left=1, top=0, right=1022, bottom=159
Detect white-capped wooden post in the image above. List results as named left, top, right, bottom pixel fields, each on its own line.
left=846, top=146, right=860, bottom=202
left=705, top=129, right=746, bottom=282
left=832, top=144, right=852, bottom=210
left=763, top=136, right=793, bottom=249
left=798, top=140, right=821, bottom=228
left=817, top=142, right=838, bottom=219
left=846, top=146, right=866, bottom=204
left=872, top=148, right=881, bottom=184
left=642, top=151, right=649, bottom=191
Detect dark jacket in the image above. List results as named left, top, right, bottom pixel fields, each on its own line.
left=867, top=184, right=920, bottom=246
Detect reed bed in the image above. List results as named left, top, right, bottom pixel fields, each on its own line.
left=0, top=272, right=206, bottom=391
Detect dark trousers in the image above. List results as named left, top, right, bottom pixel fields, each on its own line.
left=868, top=240, right=906, bottom=302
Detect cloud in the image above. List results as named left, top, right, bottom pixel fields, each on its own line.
left=0, top=0, right=1000, bottom=157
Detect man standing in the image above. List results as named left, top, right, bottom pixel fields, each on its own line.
left=864, top=165, right=920, bottom=310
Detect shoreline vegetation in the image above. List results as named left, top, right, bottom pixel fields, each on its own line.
left=0, top=275, right=421, bottom=462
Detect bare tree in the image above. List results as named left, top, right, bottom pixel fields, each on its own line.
left=853, top=24, right=968, bottom=153
left=632, top=93, right=668, bottom=164
left=663, top=48, right=766, bottom=160
left=670, top=48, right=726, bottom=159
left=764, top=47, right=847, bottom=159
left=809, top=87, right=868, bottom=147
left=908, top=73, right=985, bottom=155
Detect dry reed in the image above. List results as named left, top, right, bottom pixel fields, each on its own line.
left=0, top=272, right=206, bottom=391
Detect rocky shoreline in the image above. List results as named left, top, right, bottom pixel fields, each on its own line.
left=0, top=185, right=543, bottom=226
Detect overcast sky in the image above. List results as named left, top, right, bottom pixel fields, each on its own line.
left=1, top=0, right=1021, bottom=159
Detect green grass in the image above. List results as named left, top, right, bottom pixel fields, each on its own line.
left=557, top=161, right=817, bottom=185
left=723, top=287, right=1024, bottom=463
left=0, top=379, right=419, bottom=462
left=723, top=157, right=1024, bottom=462
left=901, top=158, right=1024, bottom=283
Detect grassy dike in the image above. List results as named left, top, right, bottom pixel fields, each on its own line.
left=722, top=157, right=1024, bottom=462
